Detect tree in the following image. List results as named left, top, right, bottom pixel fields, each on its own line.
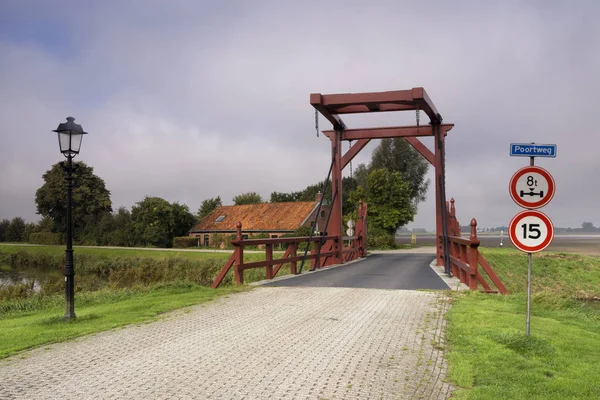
left=37, top=216, right=55, bottom=232
left=353, top=163, right=369, bottom=189
left=171, top=202, right=197, bottom=237
left=369, top=138, right=430, bottom=205
left=349, top=168, right=414, bottom=235
left=5, top=217, right=26, bottom=242
left=581, top=222, right=597, bottom=232
left=270, top=177, right=357, bottom=216
left=109, top=207, right=136, bottom=247
left=0, top=219, right=9, bottom=242
left=270, top=191, right=301, bottom=203
left=130, top=197, right=196, bottom=247
left=341, top=176, right=358, bottom=216
left=35, top=161, right=112, bottom=238
left=197, top=196, right=222, bottom=219
left=81, top=211, right=115, bottom=245
left=233, top=192, right=263, bottom=205
left=84, top=207, right=137, bottom=247
left=23, top=222, right=40, bottom=242
left=131, top=196, right=174, bottom=248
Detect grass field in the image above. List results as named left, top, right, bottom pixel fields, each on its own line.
left=446, top=248, right=600, bottom=399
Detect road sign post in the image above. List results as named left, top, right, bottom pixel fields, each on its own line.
left=509, top=143, right=556, bottom=336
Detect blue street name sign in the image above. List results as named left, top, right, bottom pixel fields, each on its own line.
left=510, top=143, right=557, bottom=158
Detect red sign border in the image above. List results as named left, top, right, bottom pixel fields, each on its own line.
left=509, top=166, right=555, bottom=209
left=508, top=210, right=554, bottom=253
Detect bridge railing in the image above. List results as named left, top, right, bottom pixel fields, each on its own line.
left=444, top=198, right=509, bottom=294
left=211, top=201, right=367, bottom=288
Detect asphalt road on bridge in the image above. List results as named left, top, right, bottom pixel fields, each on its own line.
left=263, top=252, right=449, bottom=290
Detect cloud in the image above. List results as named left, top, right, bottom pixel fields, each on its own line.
left=0, top=0, right=599, bottom=230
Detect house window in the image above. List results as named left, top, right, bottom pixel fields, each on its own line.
left=242, top=234, right=249, bottom=240
left=271, top=235, right=278, bottom=238
left=203, top=235, right=209, bottom=246
left=215, top=215, right=226, bottom=222
left=195, top=235, right=200, bottom=238
left=320, top=210, right=325, bottom=218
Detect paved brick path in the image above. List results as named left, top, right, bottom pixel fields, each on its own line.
left=0, top=287, right=453, bottom=399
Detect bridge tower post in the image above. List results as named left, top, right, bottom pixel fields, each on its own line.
left=329, top=128, right=343, bottom=264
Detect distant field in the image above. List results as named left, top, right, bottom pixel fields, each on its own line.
left=396, top=234, right=600, bottom=256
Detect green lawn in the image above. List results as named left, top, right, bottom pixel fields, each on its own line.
left=0, top=282, right=246, bottom=359
left=446, top=248, right=600, bottom=399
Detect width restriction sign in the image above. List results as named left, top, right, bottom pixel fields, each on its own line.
left=509, top=166, right=555, bottom=209
left=508, top=210, right=554, bottom=253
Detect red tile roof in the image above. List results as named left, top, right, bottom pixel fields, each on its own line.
left=190, top=202, right=318, bottom=232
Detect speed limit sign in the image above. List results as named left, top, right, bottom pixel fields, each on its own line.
left=508, top=210, right=554, bottom=253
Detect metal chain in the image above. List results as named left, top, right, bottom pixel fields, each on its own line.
left=416, top=104, right=420, bottom=127
left=315, top=109, right=319, bottom=137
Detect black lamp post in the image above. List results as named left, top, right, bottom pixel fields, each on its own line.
left=53, top=117, right=88, bottom=320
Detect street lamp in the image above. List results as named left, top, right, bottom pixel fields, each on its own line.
left=53, top=117, right=88, bottom=320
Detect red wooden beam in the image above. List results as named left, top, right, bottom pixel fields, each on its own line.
left=211, top=253, right=235, bottom=289
left=323, top=124, right=454, bottom=141
left=341, top=138, right=370, bottom=169
left=404, top=137, right=435, bottom=166
left=412, top=87, right=441, bottom=123
left=310, top=87, right=442, bottom=123
left=310, top=93, right=347, bottom=130
left=318, top=89, right=415, bottom=107
left=330, top=104, right=415, bottom=114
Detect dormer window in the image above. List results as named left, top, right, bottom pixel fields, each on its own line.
left=215, top=215, right=226, bottom=222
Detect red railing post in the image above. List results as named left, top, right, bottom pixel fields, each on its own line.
left=265, top=243, right=273, bottom=279
left=289, top=242, right=297, bottom=275
left=442, top=196, right=508, bottom=294
left=234, top=221, right=244, bottom=285
left=468, top=218, right=480, bottom=290
left=450, top=198, right=460, bottom=236
left=460, top=243, right=468, bottom=283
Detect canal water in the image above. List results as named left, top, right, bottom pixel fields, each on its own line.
left=0, top=266, right=61, bottom=295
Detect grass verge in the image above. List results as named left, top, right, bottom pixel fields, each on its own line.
left=0, top=281, right=246, bottom=359
left=446, top=248, right=600, bottom=399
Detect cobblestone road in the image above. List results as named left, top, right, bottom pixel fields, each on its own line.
left=0, top=287, right=453, bottom=399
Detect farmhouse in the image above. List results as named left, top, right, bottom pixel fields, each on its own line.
left=189, top=195, right=329, bottom=247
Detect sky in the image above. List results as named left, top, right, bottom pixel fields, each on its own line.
left=0, top=0, right=599, bottom=231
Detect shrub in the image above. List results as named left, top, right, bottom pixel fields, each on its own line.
left=173, top=236, right=199, bottom=248
left=367, top=233, right=396, bottom=250
left=28, top=232, right=63, bottom=245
